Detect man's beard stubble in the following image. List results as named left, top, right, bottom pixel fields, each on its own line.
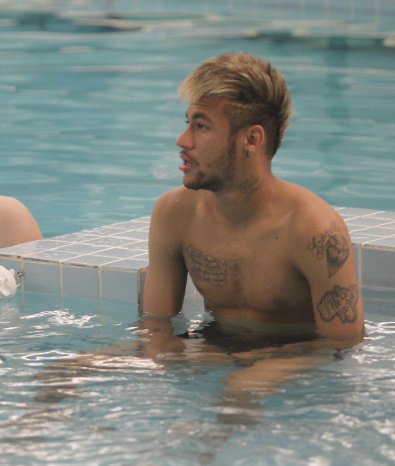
left=183, top=138, right=237, bottom=193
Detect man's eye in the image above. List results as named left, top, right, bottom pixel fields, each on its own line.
left=185, top=119, right=208, bottom=130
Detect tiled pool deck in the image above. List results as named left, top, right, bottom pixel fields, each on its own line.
left=0, top=206, right=394, bottom=305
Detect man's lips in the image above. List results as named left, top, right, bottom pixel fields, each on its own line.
left=179, top=152, right=194, bottom=172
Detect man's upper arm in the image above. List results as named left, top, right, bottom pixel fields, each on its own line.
left=143, top=191, right=188, bottom=317
left=295, top=206, right=364, bottom=342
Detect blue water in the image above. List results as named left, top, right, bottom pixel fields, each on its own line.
left=0, top=287, right=393, bottom=465
left=1, top=1, right=394, bottom=238
left=1, top=4, right=395, bottom=462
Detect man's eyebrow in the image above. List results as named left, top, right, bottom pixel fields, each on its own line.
left=186, top=111, right=212, bottom=122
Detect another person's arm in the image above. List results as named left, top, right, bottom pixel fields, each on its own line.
left=0, top=196, right=42, bottom=248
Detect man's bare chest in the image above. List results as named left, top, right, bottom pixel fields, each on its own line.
left=182, top=232, right=310, bottom=314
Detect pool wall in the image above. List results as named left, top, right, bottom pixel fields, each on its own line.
left=0, top=206, right=394, bottom=307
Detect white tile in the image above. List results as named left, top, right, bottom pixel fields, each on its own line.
left=23, top=261, right=60, bottom=294
left=61, top=265, right=99, bottom=297
left=101, top=269, right=138, bottom=303
left=341, top=207, right=382, bottom=218
left=362, top=247, right=395, bottom=289
left=347, top=217, right=392, bottom=227
left=105, top=258, right=149, bottom=269
left=0, top=257, right=22, bottom=273
left=359, top=226, right=395, bottom=236
left=56, top=243, right=109, bottom=254
left=113, top=230, right=149, bottom=240
left=82, top=237, right=137, bottom=247
left=351, top=235, right=379, bottom=245
left=365, top=211, right=395, bottom=221
left=123, top=241, right=148, bottom=250
left=52, top=233, right=100, bottom=242
left=27, top=250, right=82, bottom=262
left=91, top=248, right=137, bottom=258
left=64, top=255, right=122, bottom=267
left=364, top=237, right=395, bottom=248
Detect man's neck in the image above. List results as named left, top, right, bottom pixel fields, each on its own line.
left=212, top=171, right=279, bottom=226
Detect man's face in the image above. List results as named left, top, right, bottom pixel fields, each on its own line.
left=176, top=97, right=241, bottom=193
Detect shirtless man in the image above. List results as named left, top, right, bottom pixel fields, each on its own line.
left=35, top=54, right=363, bottom=406
left=0, top=196, right=42, bottom=248
left=142, top=52, right=364, bottom=364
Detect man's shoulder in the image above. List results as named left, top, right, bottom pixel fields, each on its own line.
left=155, top=185, right=192, bottom=203
left=278, top=183, right=351, bottom=274
left=286, top=182, right=348, bottom=241
left=151, top=186, right=202, bottom=226
left=154, top=186, right=204, bottom=211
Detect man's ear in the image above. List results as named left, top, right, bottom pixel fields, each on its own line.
left=245, top=125, right=265, bottom=151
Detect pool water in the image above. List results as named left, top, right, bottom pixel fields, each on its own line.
left=1, top=3, right=394, bottom=464
left=0, top=287, right=393, bottom=465
left=1, top=1, right=394, bottom=238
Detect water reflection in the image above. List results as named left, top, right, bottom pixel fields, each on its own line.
left=0, top=289, right=393, bottom=463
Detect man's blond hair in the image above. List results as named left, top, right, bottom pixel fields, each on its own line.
left=178, top=52, right=292, bottom=158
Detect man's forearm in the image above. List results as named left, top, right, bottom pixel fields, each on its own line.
left=140, top=314, right=185, bottom=359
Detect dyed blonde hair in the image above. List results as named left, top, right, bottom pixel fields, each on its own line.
left=178, top=52, right=292, bottom=158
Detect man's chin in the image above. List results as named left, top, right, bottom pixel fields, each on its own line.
left=183, top=174, right=220, bottom=192
left=183, top=182, right=201, bottom=191
left=183, top=176, right=202, bottom=191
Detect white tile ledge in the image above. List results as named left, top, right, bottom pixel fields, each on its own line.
left=0, top=208, right=394, bottom=300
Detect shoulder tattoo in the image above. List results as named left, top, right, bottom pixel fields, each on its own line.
left=317, top=284, right=359, bottom=323
left=185, top=244, right=238, bottom=287
left=308, top=221, right=350, bottom=277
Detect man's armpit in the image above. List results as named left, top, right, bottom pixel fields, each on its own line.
left=317, top=284, right=359, bottom=323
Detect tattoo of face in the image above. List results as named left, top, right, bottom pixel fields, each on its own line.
left=317, top=284, right=359, bottom=323
left=308, top=221, right=350, bottom=277
left=186, top=244, right=238, bottom=287
left=237, top=175, right=260, bottom=199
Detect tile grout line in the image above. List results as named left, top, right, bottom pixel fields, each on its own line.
left=20, top=259, right=25, bottom=292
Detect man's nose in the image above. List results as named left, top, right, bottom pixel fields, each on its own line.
left=176, top=126, right=193, bottom=149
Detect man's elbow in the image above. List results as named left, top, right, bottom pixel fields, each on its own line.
left=316, top=328, right=365, bottom=348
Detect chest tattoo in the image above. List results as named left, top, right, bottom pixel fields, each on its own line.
left=308, top=221, right=350, bottom=278
left=185, top=244, right=238, bottom=287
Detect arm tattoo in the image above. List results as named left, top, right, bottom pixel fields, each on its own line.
left=317, top=284, right=359, bottom=323
left=308, top=221, right=350, bottom=277
left=237, top=175, right=260, bottom=199
left=186, top=244, right=238, bottom=287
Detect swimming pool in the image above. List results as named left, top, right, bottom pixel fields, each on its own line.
left=0, top=287, right=393, bottom=465
left=1, top=0, right=394, bottom=237
left=0, top=1, right=394, bottom=464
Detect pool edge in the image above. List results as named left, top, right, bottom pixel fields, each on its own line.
left=0, top=206, right=394, bottom=303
